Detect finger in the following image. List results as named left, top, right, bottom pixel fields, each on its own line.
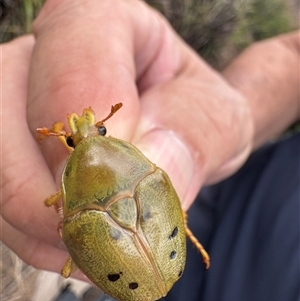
left=1, top=217, right=91, bottom=283
left=27, top=0, right=180, bottom=175
left=26, top=0, right=205, bottom=210
left=0, top=216, right=67, bottom=273
left=134, top=48, right=253, bottom=209
left=1, top=36, right=63, bottom=246
left=223, top=31, right=300, bottom=148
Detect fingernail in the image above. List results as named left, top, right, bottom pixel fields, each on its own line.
left=134, top=129, right=194, bottom=206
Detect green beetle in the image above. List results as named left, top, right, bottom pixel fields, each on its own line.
left=37, top=104, right=209, bottom=301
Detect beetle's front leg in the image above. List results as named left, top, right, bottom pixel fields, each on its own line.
left=61, top=257, right=78, bottom=278
left=37, top=121, right=73, bottom=153
left=44, top=190, right=62, bottom=207
left=183, top=211, right=210, bottom=269
left=44, top=190, right=64, bottom=220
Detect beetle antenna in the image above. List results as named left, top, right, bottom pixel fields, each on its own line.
left=95, top=103, right=123, bottom=127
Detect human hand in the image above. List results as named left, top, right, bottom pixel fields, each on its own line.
left=26, top=0, right=253, bottom=205
left=2, top=0, right=298, bottom=277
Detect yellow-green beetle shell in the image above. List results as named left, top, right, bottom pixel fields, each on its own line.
left=61, top=135, right=186, bottom=301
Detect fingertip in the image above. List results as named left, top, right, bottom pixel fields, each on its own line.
left=134, top=129, right=195, bottom=207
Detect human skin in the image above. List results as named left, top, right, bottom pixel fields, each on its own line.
left=1, top=0, right=299, bottom=278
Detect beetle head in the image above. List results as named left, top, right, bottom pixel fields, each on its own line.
left=67, top=108, right=98, bottom=146
left=67, top=104, right=123, bottom=147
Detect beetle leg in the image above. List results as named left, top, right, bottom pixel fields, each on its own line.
left=44, top=190, right=62, bottom=207
left=36, top=122, right=73, bottom=153
left=61, top=257, right=78, bottom=278
left=183, top=211, right=210, bottom=269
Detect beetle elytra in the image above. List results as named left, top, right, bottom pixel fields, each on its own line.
left=37, top=104, right=209, bottom=301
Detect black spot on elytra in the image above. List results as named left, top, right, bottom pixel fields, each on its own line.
left=170, top=250, right=177, bottom=259
left=178, top=270, right=183, bottom=277
left=169, top=227, right=178, bottom=239
left=108, top=273, right=121, bottom=282
left=129, top=282, right=138, bottom=290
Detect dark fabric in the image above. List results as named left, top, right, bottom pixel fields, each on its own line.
left=53, top=285, right=81, bottom=301
left=164, top=133, right=300, bottom=301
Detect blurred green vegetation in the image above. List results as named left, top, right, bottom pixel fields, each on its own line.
left=1, top=0, right=297, bottom=68
left=230, top=0, right=296, bottom=49
left=1, top=0, right=45, bottom=42
left=147, top=0, right=298, bottom=68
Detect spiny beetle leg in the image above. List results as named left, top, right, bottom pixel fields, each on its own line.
left=36, top=122, right=73, bottom=153
left=61, top=257, right=78, bottom=278
left=183, top=211, right=210, bottom=269
left=44, top=190, right=62, bottom=207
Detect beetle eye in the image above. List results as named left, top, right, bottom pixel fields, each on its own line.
left=66, top=137, right=74, bottom=148
left=98, top=126, right=107, bottom=136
